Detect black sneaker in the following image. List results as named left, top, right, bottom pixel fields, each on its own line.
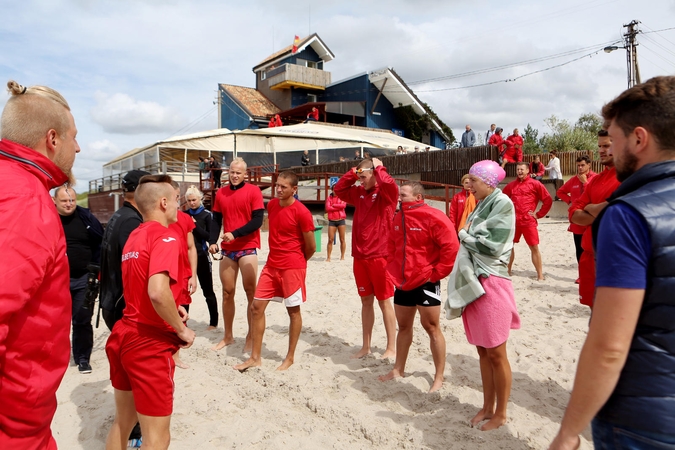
left=78, top=362, right=92, bottom=374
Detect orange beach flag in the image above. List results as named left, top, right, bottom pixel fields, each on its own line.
left=292, top=35, right=300, bottom=54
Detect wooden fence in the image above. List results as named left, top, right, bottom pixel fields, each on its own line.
left=296, top=146, right=602, bottom=184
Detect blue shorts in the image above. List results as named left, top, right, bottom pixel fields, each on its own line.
left=221, top=248, right=257, bottom=262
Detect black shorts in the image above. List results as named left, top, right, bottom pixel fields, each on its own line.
left=394, top=281, right=441, bottom=307
left=329, top=219, right=345, bottom=227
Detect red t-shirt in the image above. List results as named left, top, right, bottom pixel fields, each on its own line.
left=212, top=182, right=265, bottom=251
left=168, top=210, right=195, bottom=304
left=266, top=198, right=315, bottom=269
left=121, top=221, right=181, bottom=334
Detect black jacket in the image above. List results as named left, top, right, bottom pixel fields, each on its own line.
left=74, top=205, right=104, bottom=264
left=99, top=201, right=143, bottom=329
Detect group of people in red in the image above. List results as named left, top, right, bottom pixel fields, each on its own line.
left=487, top=126, right=524, bottom=167
left=7, top=74, right=670, bottom=450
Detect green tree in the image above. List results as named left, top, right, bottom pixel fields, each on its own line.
left=575, top=113, right=603, bottom=136
left=539, top=114, right=596, bottom=152
left=522, top=123, right=542, bottom=154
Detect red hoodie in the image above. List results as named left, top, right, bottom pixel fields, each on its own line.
left=502, top=175, right=553, bottom=227
left=325, top=193, right=347, bottom=221
left=334, top=166, right=398, bottom=259
left=386, top=200, right=459, bottom=290
left=504, top=135, right=523, bottom=163
left=0, top=139, right=70, bottom=450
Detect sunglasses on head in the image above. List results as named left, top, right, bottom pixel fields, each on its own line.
left=355, top=167, right=373, bottom=174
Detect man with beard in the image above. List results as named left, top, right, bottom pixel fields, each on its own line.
left=550, top=76, right=675, bottom=449
left=0, top=80, right=80, bottom=449
left=568, top=131, right=620, bottom=308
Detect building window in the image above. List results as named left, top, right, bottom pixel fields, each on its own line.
left=307, top=94, right=317, bottom=103
left=307, top=61, right=318, bottom=69
left=260, top=71, right=266, bottom=81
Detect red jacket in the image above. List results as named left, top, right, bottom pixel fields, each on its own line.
left=334, top=166, right=398, bottom=259
left=488, top=133, right=505, bottom=151
left=387, top=201, right=459, bottom=290
left=529, top=161, right=545, bottom=178
left=448, top=190, right=470, bottom=230
left=502, top=176, right=553, bottom=227
left=568, top=167, right=620, bottom=306
left=504, top=135, right=523, bottom=162
left=569, top=167, right=621, bottom=252
left=557, top=171, right=596, bottom=234
left=325, top=193, right=347, bottom=221
left=0, top=139, right=70, bottom=449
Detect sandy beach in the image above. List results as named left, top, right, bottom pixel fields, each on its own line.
left=52, top=218, right=593, bottom=449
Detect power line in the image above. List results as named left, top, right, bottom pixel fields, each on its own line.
left=165, top=106, right=217, bottom=139
left=407, top=39, right=622, bottom=85
left=403, top=49, right=606, bottom=93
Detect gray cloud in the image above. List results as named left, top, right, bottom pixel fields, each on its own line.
left=90, top=92, right=185, bottom=134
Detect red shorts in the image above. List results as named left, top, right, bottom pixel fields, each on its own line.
left=255, top=266, right=306, bottom=307
left=353, top=257, right=394, bottom=300
left=513, top=226, right=539, bottom=246
left=105, top=320, right=181, bottom=417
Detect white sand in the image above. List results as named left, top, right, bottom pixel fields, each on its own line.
left=53, top=219, right=593, bottom=449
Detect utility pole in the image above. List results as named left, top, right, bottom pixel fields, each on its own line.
left=624, top=20, right=641, bottom=88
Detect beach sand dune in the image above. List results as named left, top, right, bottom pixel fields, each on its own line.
left=53, top=219, right=592, bottom=449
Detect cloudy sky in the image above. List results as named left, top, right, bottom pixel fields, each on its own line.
left=2, top=0, right=674, bottom=187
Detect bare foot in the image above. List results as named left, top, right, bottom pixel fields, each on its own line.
left=537, top=276, right=545, bottom=281
left=211, top=338, right=235, bottom=351
left=233, top=358, right=261, bottom=372
left=480, top=414, right=507, bottom=431
left=206, top=325, right=217, bottom=331
left=428, top=378, right=443, bottom=393
left=469, top=409, right=493, bottom=428
left=378, top=368, right=403, bottom=382
left=381, top=349, right=396, bottom=360
left=173, top=356, right=189, bottom=369
left=508, top=270, right=513, bottom=277
left=276, top=358, right=294, bottom=371
left=351, top=347, right=371, bottom=359
left=325, top=258, right=331, bottom=262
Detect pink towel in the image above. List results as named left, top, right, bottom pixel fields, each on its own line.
left=462, top=275, right=520, bottom=348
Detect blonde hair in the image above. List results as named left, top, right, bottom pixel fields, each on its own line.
left=185, top=185, right=204, bottom=200
left=1, top=80, right=72, bottom=149
left=230, top=157, right=247, bottom=170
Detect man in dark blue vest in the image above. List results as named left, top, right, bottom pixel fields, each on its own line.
left=550, top=76, right=675, bottom=449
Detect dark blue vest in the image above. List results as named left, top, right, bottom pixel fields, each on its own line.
left=592, top=160, right=675, bottom=434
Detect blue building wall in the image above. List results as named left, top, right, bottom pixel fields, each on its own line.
left=219, top=88, right=252, bottom=131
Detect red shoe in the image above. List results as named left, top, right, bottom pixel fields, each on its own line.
left=575, top=278, right=580, bottom=284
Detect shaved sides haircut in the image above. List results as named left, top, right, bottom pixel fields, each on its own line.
left=2, top=80, right=71, bottom=149
left=135, top=175, right=174, bottom=217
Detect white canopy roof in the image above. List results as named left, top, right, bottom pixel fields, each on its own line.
left=103, top=122, right=438, bottom=170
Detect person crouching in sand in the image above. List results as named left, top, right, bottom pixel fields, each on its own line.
left=234, top=171, right=316, bottom=371
left=446, top=160, right=520, bottom=431
left=379, top=182, right=458, bottom=392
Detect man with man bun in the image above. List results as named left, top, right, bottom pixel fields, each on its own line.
left=0, top=80, right=80, bottom=449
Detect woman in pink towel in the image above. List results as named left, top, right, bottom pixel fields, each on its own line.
left=460, top=160, right=520, bottom=431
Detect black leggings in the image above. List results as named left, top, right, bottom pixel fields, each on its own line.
left=573, top=233, right=584, bottom=263
left=196, top=251, right=219, bottom=327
